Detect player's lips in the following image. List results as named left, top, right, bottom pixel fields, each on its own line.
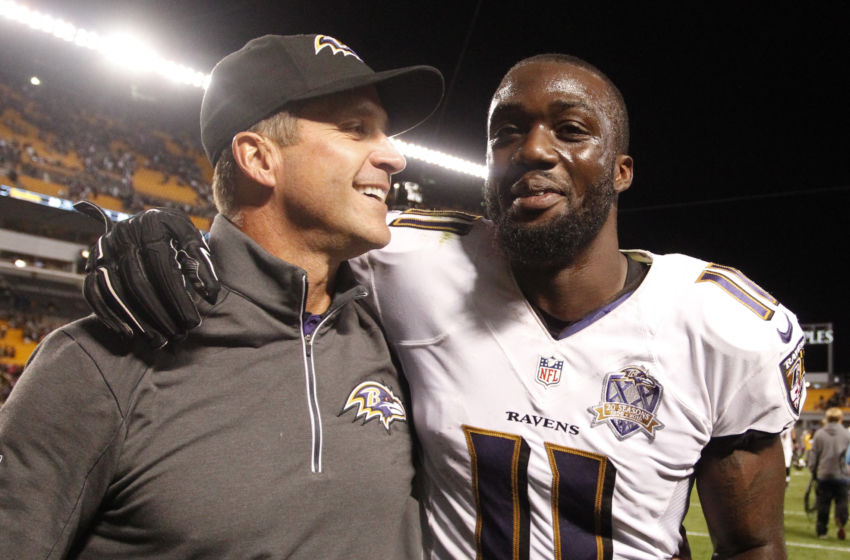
left=507, top=174, right=566, bottom=211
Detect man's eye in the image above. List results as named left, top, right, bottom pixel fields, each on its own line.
left=341, top=121, right=368, bottom=135
left=490, top=124, right=520, bottom=142
left=555, top=122, right=588, bottom=139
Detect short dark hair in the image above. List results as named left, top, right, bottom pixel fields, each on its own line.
left=506, top=54, right=630, bottom=154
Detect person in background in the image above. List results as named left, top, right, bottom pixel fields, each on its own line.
left=810, top=407, right=850, bottom=539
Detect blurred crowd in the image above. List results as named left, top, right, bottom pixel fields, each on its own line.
left=2, top=309, right=68, bottom=344
left=0, top=70, right=223, bottom=405
left=0, top=73, right=216, bottom=218
left=0, top=292, right=90, bottom=405
left=0, top=364, right=22, bottom=403
left=813, top=384, right=850, bottom=410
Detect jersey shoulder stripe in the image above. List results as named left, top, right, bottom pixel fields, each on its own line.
left=631, top=252, right=799, bottom=354
left=389, top=208, right=481, bottom=236
left=696, top=262, right=778, bottom=320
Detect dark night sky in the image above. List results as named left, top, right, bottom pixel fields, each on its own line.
left=4, top=1, right=849, bottom=371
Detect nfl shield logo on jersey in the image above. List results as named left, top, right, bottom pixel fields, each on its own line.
left=589, top=366, right=665, bottom=440
left=536, top=356, right=564, bottom=387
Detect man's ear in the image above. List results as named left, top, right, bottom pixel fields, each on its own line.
left=232, top=132, right=278, bottom=188
left=613, top=154, right=634, bottom=193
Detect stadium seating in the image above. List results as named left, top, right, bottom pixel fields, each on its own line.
left=1, top=74, right=216, bottom=224
left=803, top=388, right=844, bottom=412
left=132, top=167, right=200, bottom=205
left=0, top=324, right=37, bottom=367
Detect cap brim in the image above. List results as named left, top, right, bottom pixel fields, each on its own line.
left=288, top=65, right=444, bottom=137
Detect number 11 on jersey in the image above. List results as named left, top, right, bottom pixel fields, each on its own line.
left=464, top=426, right=616, bottom=560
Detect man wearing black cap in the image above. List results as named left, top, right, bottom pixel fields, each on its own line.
left=0, top=34, right=443, bottom=558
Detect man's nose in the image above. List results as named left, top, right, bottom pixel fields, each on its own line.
left=371, top=136, right=407, bottom=175
left=513, top=125, right=557, bottom=167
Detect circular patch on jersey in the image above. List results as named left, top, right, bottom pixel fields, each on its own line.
left=588, top=366, right=665, bottom=441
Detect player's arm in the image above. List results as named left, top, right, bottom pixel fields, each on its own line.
left=695, top=431, right=787, bottom=559
left=75, top=202, right=219, bottom=347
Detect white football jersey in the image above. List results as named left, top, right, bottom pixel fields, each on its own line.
left=351, top=210, right=805, bottom=560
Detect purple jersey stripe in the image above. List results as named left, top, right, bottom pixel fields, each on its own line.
left=697, top=270, right=774, bottom=320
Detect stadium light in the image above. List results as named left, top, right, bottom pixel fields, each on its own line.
left=0, top=2, right=209, bottom=87
left=391, top=139, right=487, bottom=179
left=0, top=0, right=487, bottom=179
left=101, top=30, right=159, bottom=72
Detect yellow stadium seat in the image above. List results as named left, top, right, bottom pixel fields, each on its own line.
left=189, top=215, right=212, bottom=231
left=133, top=167, right=199, bottom=205
left=17, top=175, right=64, bottom=197
left=89, top=193, right=125, bottom=213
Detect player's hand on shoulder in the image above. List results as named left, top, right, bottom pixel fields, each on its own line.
left=76, top=201, right=220, bottom=348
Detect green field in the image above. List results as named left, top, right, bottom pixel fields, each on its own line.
left=683, top=468, right=850, bottom=558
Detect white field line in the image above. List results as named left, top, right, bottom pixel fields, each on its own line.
left=690, top=501, right=809, bottom=516
left=689, top=496, right=850, bottom=553
left=686, top=531, right=850, bottom=553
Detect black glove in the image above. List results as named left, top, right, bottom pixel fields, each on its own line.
left=75, top=201, right=220, bottom=348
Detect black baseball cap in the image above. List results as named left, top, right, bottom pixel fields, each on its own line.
left=200, top=34, right=445, bottom=164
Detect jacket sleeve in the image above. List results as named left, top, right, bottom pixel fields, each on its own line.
left=0, top=325, right=128, bottom=557
left=809, top=435, right=819, bottom=474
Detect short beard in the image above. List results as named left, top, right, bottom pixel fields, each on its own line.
left=485, top=175, right=616, bottom=270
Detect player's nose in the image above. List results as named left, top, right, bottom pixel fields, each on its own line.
left=513, top=125, right=557, bottom=168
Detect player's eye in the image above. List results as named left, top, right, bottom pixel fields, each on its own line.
left=555, top=121, right=589, bottom=140
left=490, top=124, right=521, bottom=144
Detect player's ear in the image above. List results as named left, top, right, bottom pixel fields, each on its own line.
left=232, top=131, right=278, bottom=188
left=613, top=154, right=633, bottom=193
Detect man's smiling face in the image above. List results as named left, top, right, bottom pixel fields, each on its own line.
left=484, top=60, right=631, bottom=268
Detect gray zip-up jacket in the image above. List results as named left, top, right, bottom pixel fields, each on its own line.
left=0, top=215, right=422, bottom=558
left=811, top=421, right=850, bottom=481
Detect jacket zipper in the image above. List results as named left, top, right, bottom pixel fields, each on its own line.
left=299, top=276, right=361, bottom=474
left=298, top=276, right=323, bottom=473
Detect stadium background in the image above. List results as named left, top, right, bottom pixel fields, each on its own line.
left=1, top=0, right=849, bottom=554
left=0, top=1, right=848, bottom=542
left=2, top=0, right=848, bottom=419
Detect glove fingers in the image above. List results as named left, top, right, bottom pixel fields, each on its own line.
left=153, top=212, right=220, bottom=304
left=82, top=269, right=134, bottom=337
left=135, top=239, right=203, bottom=332
left=90, top=219, right=168, bottom=341
left=82, top=206, right=212, bottom=346
left=176, top=240, right=220, bottom=304
left=84, top=266, right=168, bottom=348
left=116, top=247, right=185, bottom=340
